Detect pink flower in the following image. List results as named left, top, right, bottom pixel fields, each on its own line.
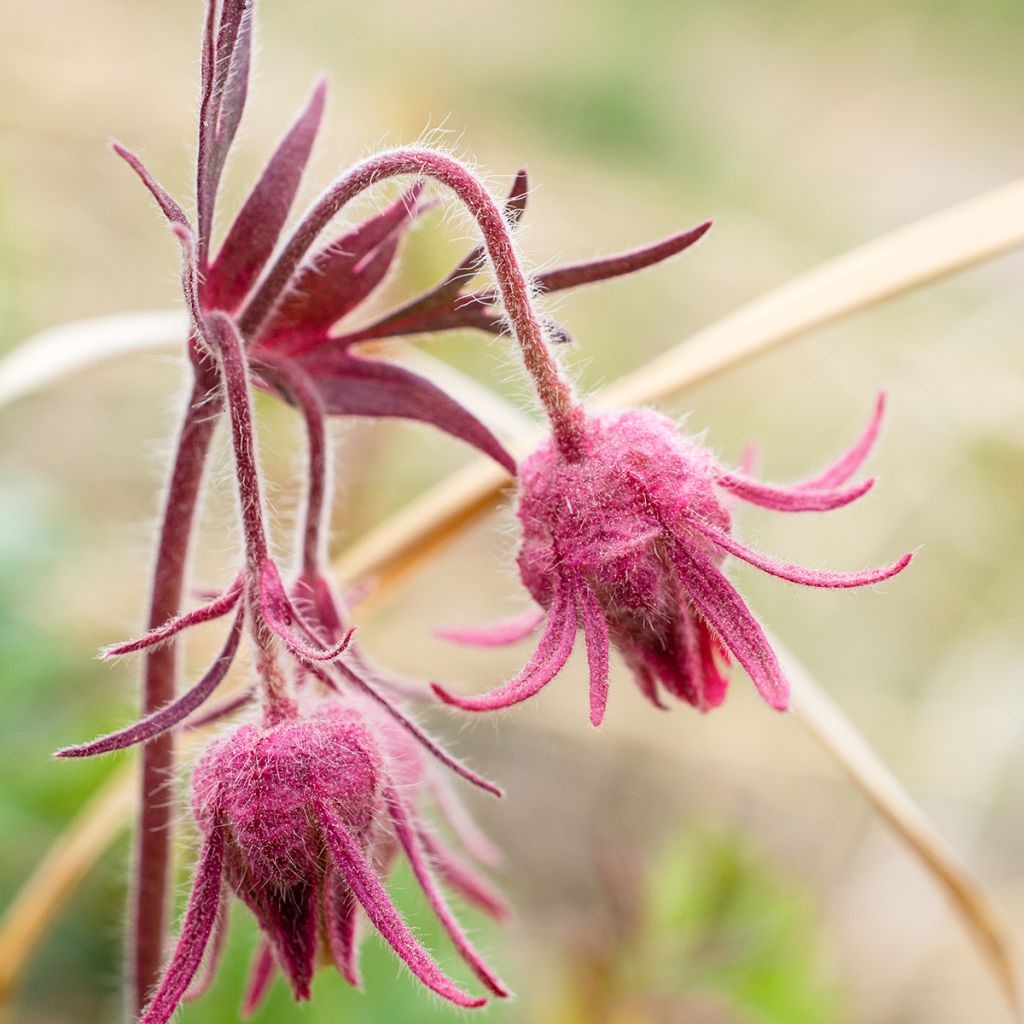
left=134, top=699, right=508, bottom=1024
left=435, top=397, right=912, bottom=723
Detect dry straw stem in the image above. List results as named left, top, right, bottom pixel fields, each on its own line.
left=0, top=765, right=136, bottom=1018
left=779, top=640, right=1024, bottom=1017
left=1, top=177, right=1023, bottom=1015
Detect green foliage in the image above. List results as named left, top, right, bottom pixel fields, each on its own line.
left=641, top=828, right=845, bottom=1024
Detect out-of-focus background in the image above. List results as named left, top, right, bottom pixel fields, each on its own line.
left=2, top=0, right=1023, bottom=1021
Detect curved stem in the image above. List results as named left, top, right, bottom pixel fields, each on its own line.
left=255, top=355, right=328, bottom=579
left=238, top=148, right=585, bottom=457
left=130, top=359, right=220, bottom=1016
left=205, top=314, right=295, bottom=724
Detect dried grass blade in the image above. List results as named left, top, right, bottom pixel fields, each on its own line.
left=0, top=311, right=184, bottom=410
left=601, top=177, right=1024, bottom=408
left=0, top=766, right=136, bottom=1013
left=779, top=639, right=1023, bottom=1018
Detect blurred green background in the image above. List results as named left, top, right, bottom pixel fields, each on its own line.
left=1, top=0, right=1023, bottom=1021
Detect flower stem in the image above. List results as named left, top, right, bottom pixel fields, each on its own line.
left=206, top=314, right=296, bottom=724
left=238, top=148, right=587, bottom=458
left=255, top=354, right=329, bottom=580
left=130, top=356, right=220, bottom=1016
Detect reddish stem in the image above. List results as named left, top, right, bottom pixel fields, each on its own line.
left=256, top=355, right=328, bottom=579
left=130, top=357, right=221, bottom=1015
left=206, top=314, right=297, bottom=724
left=239, top=148, right=586, bottom=458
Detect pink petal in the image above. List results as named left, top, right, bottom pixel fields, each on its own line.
left=416, top=823, right=509, bottom=920
left=207, top=80, right=327, bottom=311
left=631, top=663, right=670, bottom=710
left=797, top=393, right=886, bottom=490
left=687, top=516, right=913, bottom=589
left=325, top=873, right=361, bottom=987
left=240, top=941, right=275, bottom=1019
left=715, top=472, right=875, bottom=512
left=316, top=801, right=487, bottom=1008
left=101, top=572, right=243, bottom=658
left=667, top=538, right=789, bottom=710
left=259, top=883, right=319, bottom=1001
left=697, top=620, right=730, bottom=710
left=386, top=788, right=509, bottom=998
left=432, top=577, right=577, bottom=713
left=139, top=821, right=226, bottom=1024
left=436, top=607, right=545, bottom=647
left=667, top=608, right=704, bottom=708
left=57, top=609, right=243, bottom=758
left=576, top=583, right=610, bottom=727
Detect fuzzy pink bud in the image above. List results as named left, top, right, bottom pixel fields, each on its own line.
left=138, top=701, right=507, bottom=1024
left=435, top=399, right=912, bottom=723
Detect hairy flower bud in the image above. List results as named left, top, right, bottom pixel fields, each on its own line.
left=138, top=700, right=507, bottom=1024
left=436, top=399, right=911, bottom=723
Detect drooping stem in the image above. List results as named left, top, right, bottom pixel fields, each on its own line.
left=130, top=355, right=221, bottom=1016
left=205, top=314, right=296, bottom=724
left=238, top=148, right=586, bottom=458
left=256, top=355, right=329, bottom=580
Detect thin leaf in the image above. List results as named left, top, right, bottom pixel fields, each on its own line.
left=299, top=351, right=517, bottom=473
left=207, top=80, right=327, bottom=311
left=266, top=183, right=427, bottom=341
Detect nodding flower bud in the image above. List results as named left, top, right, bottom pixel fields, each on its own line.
left=435, top=397, right=912, bottom=725
left=138, top=700, right=508, bottom=1024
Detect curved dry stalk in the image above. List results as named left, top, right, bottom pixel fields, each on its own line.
left=0, top=765, right=136, bottom=1016
left=3, top=177, right=1024, bottom=1015
left=334, top=175, right=1024, bottom=596
left=600, top=176, right=1024, bottom=409
left=777, top=639, right=1023, bottom=1018
left=0, top=311, right=185, bottom=410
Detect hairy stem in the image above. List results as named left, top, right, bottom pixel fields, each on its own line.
left=256, top=355, right=329, bottom=579
left=206, top=314, right=296, bottom=724
left=238, top=148, right=585, bottom=457
left=130, top=357, right=220, bottom=1016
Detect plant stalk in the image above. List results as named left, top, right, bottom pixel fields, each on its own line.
left=129, top=358, right=220, bottom=1016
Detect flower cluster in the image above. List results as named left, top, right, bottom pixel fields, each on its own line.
left=58, top=0, right=914, bottom=1020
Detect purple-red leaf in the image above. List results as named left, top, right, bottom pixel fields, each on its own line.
left=113, top=144, right=190, bottom=228
left=59, top=610, right=243, bottom=757
left=296, top=351, right=516, bottom=473
left=198, top=0, right=254, bottom=261
left=351, top=171, right=529, bottom=340
left=102, top=571, right=243, bottom=659
left=265, top=184, right=427, bottom=342
left=207, top=81, right=327, bottom=312
left=530, top=219, right=713, bottom=295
